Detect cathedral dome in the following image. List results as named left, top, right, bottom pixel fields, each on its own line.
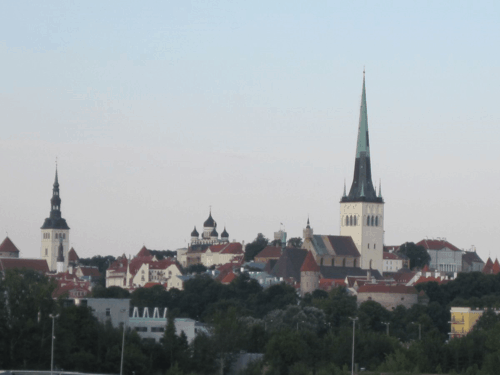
left=191, top=226, right=199, bottom=237
left=204, top=211, right=215, bottom=228
left=210, top=228, right=218, bottom=237
left=221, top=227, right=229, bottom=238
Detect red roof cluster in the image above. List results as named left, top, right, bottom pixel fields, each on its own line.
left=414, top=276, right=447, bottom=285
left=209, top=242, right=244, bottom=255
left=483, top=258, right=500, bottom=274
left=77, top=266, right=101, bottom=278
left=68, top=248, right=79, bottom=262
left=255, top=246, right=282, bottom=260
left=221, top=271, right=237, bottom=284
left=383, top=252, right=401, bottom=260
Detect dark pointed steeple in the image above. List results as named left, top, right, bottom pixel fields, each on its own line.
left=41, top=166, right=70, bottom=230
left=341, top=71, right=383, bottom=203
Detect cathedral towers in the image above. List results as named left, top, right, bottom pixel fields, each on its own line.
left=340, top=72, right=384, bottom=273
left=41, top=167, right=70, bottom=272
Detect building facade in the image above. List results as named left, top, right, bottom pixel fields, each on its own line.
left=40, top=167, right=71, bottom=272
left=449, top=307, right=499, bottom=338
left=339, top=73, right=384, bottom=273
left=417, top=239, right=463, bottom=272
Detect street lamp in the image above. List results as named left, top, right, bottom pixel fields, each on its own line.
left=349, top=317, right=358, bottom=375
left=412, top=322, right=421, bottom=340
left=49, top=313, right=60, bottom=375
left=120, top=308, right=127, bottom=375
left=382, top=322, right=390, bottom=336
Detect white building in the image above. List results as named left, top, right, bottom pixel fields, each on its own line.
left=417, top=239, right=463, bottom=272
left=383, top=252, right=404, bottom=273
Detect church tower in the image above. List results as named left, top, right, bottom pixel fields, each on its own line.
left=340, top=72, right=384, bottom=273
left=41, top=167, right=70, bottom=272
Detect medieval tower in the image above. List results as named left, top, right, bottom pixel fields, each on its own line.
left=41, top=167, right=70, bottom=272
left=340, top=72, right=384, bottom=273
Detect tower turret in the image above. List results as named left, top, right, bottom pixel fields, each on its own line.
left=41, top=166, right=70, bottom=272
left=339, top=72, right=385, bottom=273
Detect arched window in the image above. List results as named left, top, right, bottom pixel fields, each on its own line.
left=350, top=216, right=353, bottom=226
left=368, top=243, right=370, bottom=249
left=374, top=244, right=376, bottom=249
left=342, top=258, right=346, bottom=267
left=367, top=216, right=370, bottom=226
left=369, top=259, right=373, bottom=269
left=45, top=248, right=48, bottom=256
left=353, top=216, right=357, bottom=226
left=353, top=259, right=357, bottom=267
left=371, top=216, right=375, bottom=226
left=375, top=216, right=379, bottom=226
left=331, top=259, right=334, bottom=266
left=345, top=216, right=349, bottom=226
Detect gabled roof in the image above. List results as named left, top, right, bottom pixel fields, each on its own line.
left=483, top=257, right=494, bottom=274
left=392, top=270, right=417, bottom=284
left=309, top=235, right=361, bottom=257
left=0, top=258, right=49, bottom=273
left=414, top=276, right=447, bottom=285
left=271, top=248, right=308, bottom=282
left=416, top=239, right=461, bottom=252
left=301, top=251, right=320, bottom=272
left=255, top=246, right=282, bottom=259
left=221, top=271, right=237, bottom=284
left=77, top=266, right=101, bottom=277
left=68, top=248, right=79, bottom=262
left=221, top=243, right=243, bottom=255
left=0, top=237, right=20, bottom=254
left=357, top=284, right=418, bottom=294
left=462, top=251, right=484, bottom=266
left=492, top=259, right=500, bottom=274
left=137, top=246, right=151, bottom=257
left=422, top=265, right=430, bottom=272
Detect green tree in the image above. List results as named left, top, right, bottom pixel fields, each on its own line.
left=210, top=307, right=242, bottom=375
left=91, top=285, right=130, bottom=299
left=245, top=233, right=269, bottom=262
left=287, top=237, right=303, bottom=249
left=398, top=242, right=430, bottom=269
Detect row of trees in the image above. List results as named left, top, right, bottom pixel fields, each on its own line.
left=4, top=267, right=500, bottom=374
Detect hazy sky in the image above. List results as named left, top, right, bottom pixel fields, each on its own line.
left=1, top=1, right=499, bottom=262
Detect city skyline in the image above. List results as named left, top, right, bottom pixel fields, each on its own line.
left=1, top=2, right=498, bottom=262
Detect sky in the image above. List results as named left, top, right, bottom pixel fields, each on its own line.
left=1, top=1, right=499, bottom=262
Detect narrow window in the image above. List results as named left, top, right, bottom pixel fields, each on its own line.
left=345, top=216, right=349, bottom=226
left=343, top=258, right=346, bottom=267
left=367, top=216, right=370, bottom=226
left=106, top=308, right=111, bottom=317
left=374, top=244, right=376, bottom=250
left=368, top=243, right=370, bottom=249
left=331, top=259, right=334, bottom=266
left=354, top=216, right=357, bottom=226
left=375, top=216, right=379, bottom=226
left=371, top=216, right=374, bottom=226
left=45, top=248, right=48, bottom=256
left=320, top=258, right=324, bottom=266
left=353, top=259, right=357, bottom=267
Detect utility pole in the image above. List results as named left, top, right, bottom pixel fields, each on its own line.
left=382, top=322, right=390, bottom=336
left=49, top=314, right=59, bottom=375
left=120, top=308, right=127, bottom=375
left=349, top=317, right=358, bottom=375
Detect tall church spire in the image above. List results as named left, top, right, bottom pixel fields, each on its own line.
left=341, top=71, right=383, bottom=203
left=41, top=166, right=70, bottom=230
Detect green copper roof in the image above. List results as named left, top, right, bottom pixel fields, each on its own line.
left=356, top=71, right=370, bottom=158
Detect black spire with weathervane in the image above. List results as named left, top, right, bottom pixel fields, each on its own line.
left=341, top=71, right=383, bottom=204
left=41, top=167, right=70, bottom=230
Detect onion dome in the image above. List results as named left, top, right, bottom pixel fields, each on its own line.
left=191, top=226, right=199, bottom=237
left=210, top=228, right=218, bottom=237
left=221, top=227, right=229, bottom=238
left=204, top=210, right=216, bottom=227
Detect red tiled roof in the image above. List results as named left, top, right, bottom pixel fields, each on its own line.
left=492, top=259, right=500, bottom=274
left=68, top=248, right=79, bottom=262
left=0, top=237, right=20, bottom=254
left=301, top=251, right=320, bottom=272
left=0, top=258, right=49, bottom=273
left=137, top=246, right=151, bottom=257
left=357, top=284, right=418, bottom=294
left=416, top=239, right=461, bottom=252
left=383, top=252, right=401, bottom=260
left=144, top=282, right=161, bottom=288
left=220, top=243, right=243, bottom=255
left=414, top=276, right=446, bottom=285
left=221, top=271, right=237, bottom=284
left=422, top=265, right=430, bottom=272
left=255, top=246, right=282, bottom=259
left=483, top=258, right=494, bottom=274
left=208, top=244, right=226, bottom=253
left=77, top=266, right=101, bottom=277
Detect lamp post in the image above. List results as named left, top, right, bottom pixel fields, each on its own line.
left=349, top=317, right=358, bottom=375
left=412, top=322, right=421, bottom=340
left=49, top=314, right=59, bottom=375
left=382, top=322, right=390, bottom=336
left=120, top=308, right=127, bottom=375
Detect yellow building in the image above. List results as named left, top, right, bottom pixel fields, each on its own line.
left=450, top=307, right=489, bottom=338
